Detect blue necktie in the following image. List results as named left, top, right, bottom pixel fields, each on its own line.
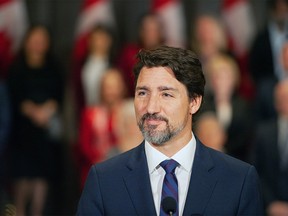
left=160, top=159, right=179, bottom=216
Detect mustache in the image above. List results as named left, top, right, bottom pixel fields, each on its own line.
left=140, top=113, right=168, bottom=123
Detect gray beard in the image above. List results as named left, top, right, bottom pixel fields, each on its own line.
left=138, top=114, right=186, bottom=145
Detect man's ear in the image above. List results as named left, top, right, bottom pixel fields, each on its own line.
left=189, top=96, right=202, bottom=115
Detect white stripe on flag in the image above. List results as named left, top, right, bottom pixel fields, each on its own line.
left=76, top=1, right=114, bottom=36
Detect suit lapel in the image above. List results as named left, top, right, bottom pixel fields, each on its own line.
left=183, top=139, right=217, bottom=215
left=123, top=143, right=157, bottom=216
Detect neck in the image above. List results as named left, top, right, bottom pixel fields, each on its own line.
left=215, top=94, right=231, bottom=103
left=26, top=55, right=44, bottom=68
left=105, top=100, right=122, bottom=112
left=91, top=50, right=108, bottom=59
left=280, top=114, right=288, bottom=120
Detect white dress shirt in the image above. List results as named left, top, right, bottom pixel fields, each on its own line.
left=145, top=134, right=196, bottom=216
left=81, top=55, right=109, bottom=106
left=268, top=21, right=288, bottom=80
left=278, top=117, right=288, bottom=169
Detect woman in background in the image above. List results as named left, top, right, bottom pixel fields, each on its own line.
left=7, top=25, right=63, bottom=215
left=191, top=15, right=228, bottom=65
left=78, top=68, right=127, bottom=188
left=73, top=24, right=115, bottom=118
left=116, top=12, right=164, bottom=96
left=194, top=112, right=226, bottom=152
left=107, top=98, right=143, bottom=158
left=200, top=53, right=253, bottom=161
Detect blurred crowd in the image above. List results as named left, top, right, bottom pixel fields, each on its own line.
left=0, top=0, right=288, bottom=215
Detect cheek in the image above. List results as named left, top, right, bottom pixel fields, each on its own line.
left=169, top=104, right=189, bottom=122
left=134, top=101, right=146, bottom=117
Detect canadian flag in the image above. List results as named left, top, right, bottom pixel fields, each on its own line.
left=72, top=0, right=115, bottom=120
left=0, top=0, right=28, bottom=77
left=73, top=0, right=114, bottom=63
left=151, top=0, right=186, bottom=48
left=221, top=0, right=256, bottom=99
left=222, top=0, right=255, bottom=57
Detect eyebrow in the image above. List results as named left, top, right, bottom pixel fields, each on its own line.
left=158, top=86, right=178, bottom=92
left=135, top=86, right=148, bottom=91
left=135, top=85, right=179, bottom=92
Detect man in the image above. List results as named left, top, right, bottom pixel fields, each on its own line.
left=249, top=0, right=288, bottom=121
left=77, top=46, right=263, bottom=215
left=252, top=80, right=288, bottom=215
left=250, top=0, right=288, bottom=82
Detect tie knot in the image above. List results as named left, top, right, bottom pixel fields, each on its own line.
left=160, top=159, right=179, bottom=174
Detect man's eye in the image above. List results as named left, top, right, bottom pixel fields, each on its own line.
left=163, top=93, right=172, bottom=97
left=137, top=91, right=146, bottom=96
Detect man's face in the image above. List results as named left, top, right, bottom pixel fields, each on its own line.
left=134, top=66, right=195, bottom=145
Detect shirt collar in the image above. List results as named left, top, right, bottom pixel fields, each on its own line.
left=145, top=133, right=196, bottom=174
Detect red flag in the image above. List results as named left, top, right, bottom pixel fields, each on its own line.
left=0, top=0, right=28, bottom=78
left=222, top=0, right=256, bottom=100
left=72, top=0, right=115, bottom=119
left=222, top=0, right=255, bottom=57
left=152, top=0, right=186, bottom=48
left=73, top=0, right=114, bottom=63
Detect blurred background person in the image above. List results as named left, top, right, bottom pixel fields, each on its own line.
left=249, top=0, right=288, bottom=122
left=73, top=24, right=116, bottom=119
left=78, top=68, right=127, bottom=188
left=194, top=112, right=226, bottom=152
left=191, top=13, right=255, bottom=102
left=6, top=25, right=64, bottom=215
left=200, top=53, right=253, bottom=161
left=116, top=12, right=165, bottom=97
left=107, top=98, right=143, bottom=158
left=191, top=14, right=228, bottom=65
left=251, top=80, right=288, bottom=216
left=190, top=14, right=237, bottom=96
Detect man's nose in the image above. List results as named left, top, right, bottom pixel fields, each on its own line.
left=146, top=94, right=160, bottom=114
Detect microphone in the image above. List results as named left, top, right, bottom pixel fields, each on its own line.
left=161, top=196, right=177, bottom=216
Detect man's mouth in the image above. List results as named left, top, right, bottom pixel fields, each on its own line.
left=145, top=118, right=163, bottom=125
left=142, top=113, right=167, bottom=124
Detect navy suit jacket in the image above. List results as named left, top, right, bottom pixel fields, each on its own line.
left=252, top=119, right=288, bottom=207
left=249, top=27, right=279, bottom=83
left=77, top=139, right=263, bottom=215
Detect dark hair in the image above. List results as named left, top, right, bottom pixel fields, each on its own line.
left=133, top=46, right=206, bottom=100
left=88, top=23, right=116, bottom=64
left=90, top=23, right=114, bottom=37
left=16, top=24, right=53, bottom=64
left=136, top=12, right=165, bottom=47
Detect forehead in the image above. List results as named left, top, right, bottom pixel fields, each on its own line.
left=136, top=66, right=178, bottom=85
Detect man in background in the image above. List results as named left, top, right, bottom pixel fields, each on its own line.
left=252, top=80, right=288, bottom=215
